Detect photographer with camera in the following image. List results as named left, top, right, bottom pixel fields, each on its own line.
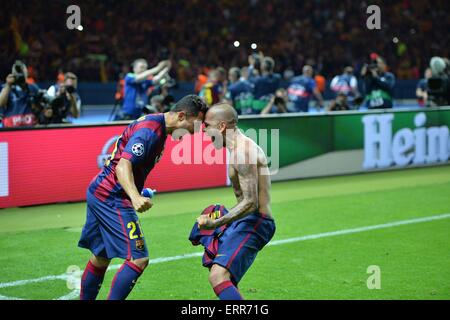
left=42, top=72, right=81, bottom=124
left=327, top=92, right=351, bottom=112
left=361, top=54, right=396, bottom=110
left=142, top=95, right=169, bottom=115
left=0, top=60, right=40, bottom=128
left=261, top=88, right=290, bottom=114
left=330, top=66, right=361, bottom=108
left=114, top=58, right=171, bottom=121
left=416, top=68, right=432, bottom=107
left=426, top=56, right=450, bottom=107
left=147, top=72, right=176, bottom=110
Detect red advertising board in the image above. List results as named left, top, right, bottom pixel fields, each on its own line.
left=0, top=125, right=227, bottom=208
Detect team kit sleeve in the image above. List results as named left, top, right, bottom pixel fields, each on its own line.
left=330, top=76, right=339, bottom=91
left=350, top=76, right=358, bottom=90
left=121, top=129, right=158, bottom=165
left=310, top=79, right=317, bottom=92
left=124, top=73, right=138, bottom=86
left=125, top=73, right=153, bottom=87
left=46, top=85, right=56, bottom=97
left=373, top=72, right=396, bottom=91
left=416, top=80, right=423, bottom=90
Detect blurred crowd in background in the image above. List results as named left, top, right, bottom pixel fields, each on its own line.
left=1, top=0, right=449, bottom=82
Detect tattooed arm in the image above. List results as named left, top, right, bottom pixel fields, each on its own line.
left=197, top=162, right=259, bottom=230
left=219, top=163, right=258, bottom=225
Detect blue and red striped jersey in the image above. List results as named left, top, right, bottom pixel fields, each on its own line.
left=89, top=113, right=167, bottom=203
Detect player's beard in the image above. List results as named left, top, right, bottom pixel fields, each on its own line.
left=205, top=128, right=224, bottom=149
left=211, top=134, right=224, bottom=149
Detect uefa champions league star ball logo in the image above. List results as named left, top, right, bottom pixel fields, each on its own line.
left=132, top=143, right=145, bottom=156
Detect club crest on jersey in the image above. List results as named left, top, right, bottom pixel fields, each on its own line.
left=132, top=143, right=145, bottom=156
left=136, top=239, right=145, bottom=250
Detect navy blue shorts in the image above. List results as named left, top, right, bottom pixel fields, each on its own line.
left=78, top=190, right=148, bottom=260
left=213, top=212, right=276, bottom=284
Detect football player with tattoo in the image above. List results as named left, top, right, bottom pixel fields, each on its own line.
left=198, top=103, right=276, bottom=300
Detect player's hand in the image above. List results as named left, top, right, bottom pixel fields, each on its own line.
left=196, top=215, right=217, bottom=230
left=159, top=60, right=171, bottom=69
left=248, top=55, right=255, bottom=66
left=131, top=195, right=153, bottom=213
left=66, top=91, right=74, bottom=100
left=269, top=95, right=276, bottom=104
left=6, top=74, right=15, bottom=86
left=44, top=108, right=53, bottom=118
left=360, top=65, right=368, bottom=76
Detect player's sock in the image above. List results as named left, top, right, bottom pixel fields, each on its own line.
left=80, top=260, right=107, bottom=300
left=107, top=260, right=143, bottom=300
left=213, top=280, right=244, bottom=300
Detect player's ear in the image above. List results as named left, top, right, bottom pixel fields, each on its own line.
left=219, top=121, right=227, bottom=132
left=177, top=111, right=186, bottom=122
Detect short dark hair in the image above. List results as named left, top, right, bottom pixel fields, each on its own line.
left=229, top=67, right=241, bottom=79
left=262, top=57, right=275, bottom=72
left=171, top=94, right=208, bottom=116
left=216, top=67, right=226, bottom=77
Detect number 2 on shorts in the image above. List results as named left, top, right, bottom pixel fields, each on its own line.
left=127, top=221, right=144, bottom=239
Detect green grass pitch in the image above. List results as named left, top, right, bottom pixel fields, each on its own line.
left=1, top=165, right=450, bottom=300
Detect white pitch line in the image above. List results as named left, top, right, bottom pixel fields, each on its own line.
left=55, top=290, right=80, bottom=300
left=0, top=274, right=67, bottom=289
left=0, top=254, right=205, bottom=290
left=0, top=294, right=23, bottom=300
left=1, top=212, right=449, bottom=299
left=268, top=213, right=450, bottom=246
